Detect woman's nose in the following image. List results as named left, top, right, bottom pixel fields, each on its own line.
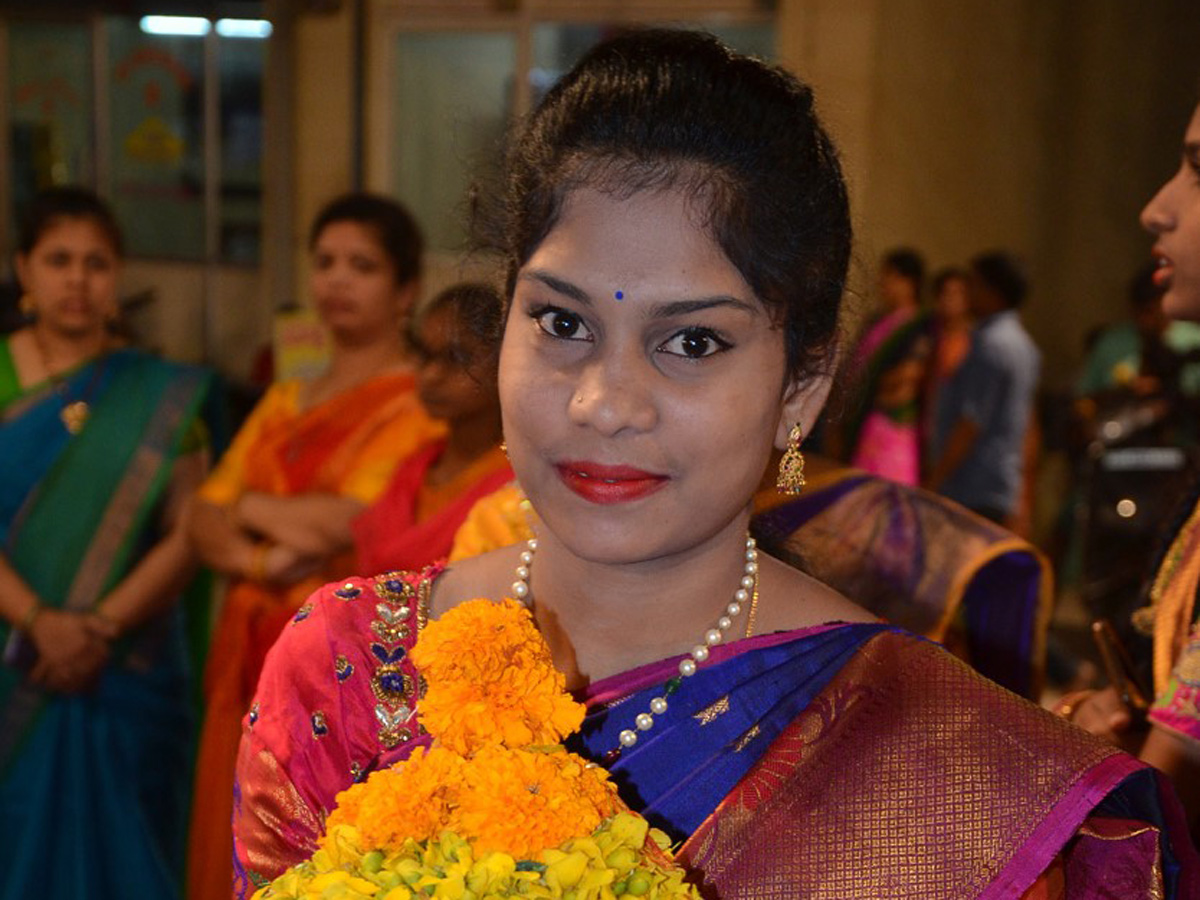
left=567, top=351, right=658, bottom=436
left=1141, top=172, right=1179, bottom=235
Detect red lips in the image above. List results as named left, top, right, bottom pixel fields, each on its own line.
left=1151, top=249, right=1174, bottom=289
left=556, top=460, right=668, bottom=505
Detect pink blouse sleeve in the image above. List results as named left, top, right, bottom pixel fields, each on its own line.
left=1148, top=623, right=1200, bottom=745
left=231, top=569, right=438, bottom=897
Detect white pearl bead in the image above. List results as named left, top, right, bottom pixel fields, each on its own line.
left=511, top=530, right=760, bottom=754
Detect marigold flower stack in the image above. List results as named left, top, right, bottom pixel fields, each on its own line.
left=252, top=598, right=701, bottom=900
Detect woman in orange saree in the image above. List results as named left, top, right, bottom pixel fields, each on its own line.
left=185, top=194, right=441, bottom=900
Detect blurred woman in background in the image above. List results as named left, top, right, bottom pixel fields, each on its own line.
left=1069, top=100, right=1200, bottom=834
left=0, top=187, right=213, bottom=899
left=185, top=192, right=441, bottom=900
left=352, top=281, right=511, bottom=575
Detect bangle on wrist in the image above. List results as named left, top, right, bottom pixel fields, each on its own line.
left=248, top=542, right=271, bottom=584
left=18, top=602, right=41, bottom=633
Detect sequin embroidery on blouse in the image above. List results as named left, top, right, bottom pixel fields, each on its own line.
left=371, top=603, right=412, bottom=643
left=248, top=701, right=260, bottom=728
left=335, top=654, right=354, bottom=682
left=367, top=569, right=434, bottom=751
left=334, top=582, right=362, bottom=600
left=376, top=575, right=415, bottom=606
left=292, top=603, right=314, bottom=624
left=1178, top=641, right=1200, bottom=686
left=311, top=711, right=329, bottom=738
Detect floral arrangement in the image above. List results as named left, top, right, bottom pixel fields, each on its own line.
left=252, top=598, right=701, bottom=900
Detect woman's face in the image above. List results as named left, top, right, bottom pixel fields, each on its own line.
left=935, top=276, right=970, bottom=325
left=499, top=185, right=819, bottom=565
left=16, top=217, right=120, bottom=338
left=1142, top=103, right=1200, bottom=321
left=414, top=306, right=497, bottom=425
left=310, top=220, right=412, bottom=342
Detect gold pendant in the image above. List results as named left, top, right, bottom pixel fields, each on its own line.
left=61, top=400, right=90, bottom=435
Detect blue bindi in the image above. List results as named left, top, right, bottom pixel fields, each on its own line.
left=614, top=290, right=624, bottom=301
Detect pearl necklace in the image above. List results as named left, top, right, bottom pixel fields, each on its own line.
left=510, top=534, right=760, bottom=760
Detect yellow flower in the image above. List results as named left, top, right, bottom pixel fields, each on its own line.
left=411, top=599, right=585, bottom=754
left=543, top=850, right=589, bottom=890
left=306, top=871, right=379, bottom=898
left=467, top=852, right=517, bottom=893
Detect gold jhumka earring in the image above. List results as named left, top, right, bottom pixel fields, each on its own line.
left=776, top=423, right=806, bottom=495
left=18, top=295, right=35, bottom=318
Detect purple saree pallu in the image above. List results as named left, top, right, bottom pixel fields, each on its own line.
left=579, top=625, right=1199, bottom=899
left=752, top=470, right=1051, bottom=699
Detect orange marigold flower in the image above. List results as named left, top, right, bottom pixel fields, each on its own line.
left=453, top=746, right=620, bottom=857
left=412, top=599, right=584, bottom=753
left=323, top=747, right=466, bottom=851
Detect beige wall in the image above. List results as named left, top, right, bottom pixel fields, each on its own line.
left=781, top=0, right=1200, bottom=386
left=120, top=261, right=266, bottom=376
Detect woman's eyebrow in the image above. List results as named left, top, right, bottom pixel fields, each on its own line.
left=518, top=270, right=592, bottom=306
left=518, top=271, right=756, bottom=318
left=647, top=296, right=758, bottom=318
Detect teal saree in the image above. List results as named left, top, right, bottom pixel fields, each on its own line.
left=0, top=345, right=213, bottom=899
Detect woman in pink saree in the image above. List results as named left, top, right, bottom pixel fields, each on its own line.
left=232, top=30, right=1197, bottom=899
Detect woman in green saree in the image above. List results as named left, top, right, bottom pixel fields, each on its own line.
left=0, top=188, right=214, bottom=899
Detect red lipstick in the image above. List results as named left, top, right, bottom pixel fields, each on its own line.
left=556, top=461, right=668, bottom=505
left=1151, top=249, right=1173, bottom=289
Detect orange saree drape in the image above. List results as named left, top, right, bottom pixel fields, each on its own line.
left=186, top=373, right=441, bottom=900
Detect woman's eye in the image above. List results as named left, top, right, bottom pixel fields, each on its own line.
left=532, top=307, right=592, bottom=342
left=658, top=327, right=731, bottom=359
